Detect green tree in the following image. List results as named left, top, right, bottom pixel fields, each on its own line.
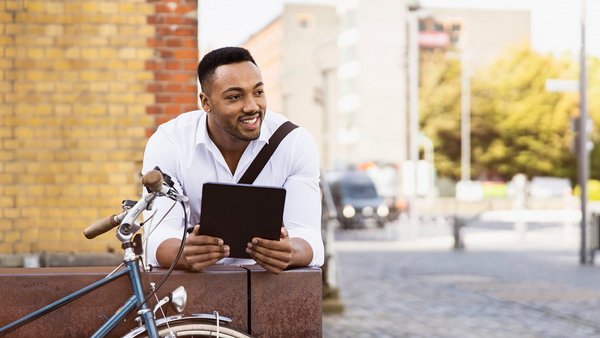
left=471, top=46, right=577, bottom=180
left=420, top=46, right=580, bottom=181
left=586, top=57, right=600, bottom=180
left=419, top=51, right=462, bottom=178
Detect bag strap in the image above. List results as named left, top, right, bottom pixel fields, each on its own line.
left=238, top=121, right=298, bottom=185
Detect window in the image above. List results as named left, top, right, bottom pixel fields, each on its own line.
left=296, top=13, right=315, bottom=29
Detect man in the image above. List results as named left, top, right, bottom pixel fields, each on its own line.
left=142, top=47, right=323, bottom=274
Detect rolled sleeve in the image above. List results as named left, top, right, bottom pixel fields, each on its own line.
left=282, top=129, right=324, bottom=267
left=142, top=195, right=185, bottom=267
left=141, top=127, right=187, bottom=268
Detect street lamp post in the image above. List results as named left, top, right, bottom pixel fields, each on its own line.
left=315, top=68, right=335, bottom=171
left=408, top=3, right=420, bottom=237
left=578, top=0, right=589, bottom=264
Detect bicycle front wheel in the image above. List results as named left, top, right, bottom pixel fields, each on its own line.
left=125, top=318, right=252, bottom=338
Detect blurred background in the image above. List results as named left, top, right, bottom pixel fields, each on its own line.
left=4, top=0, right=600, bottom=336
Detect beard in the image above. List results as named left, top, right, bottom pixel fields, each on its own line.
left=216, top=110, right=264, bottom=142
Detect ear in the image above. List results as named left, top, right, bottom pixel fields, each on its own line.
left=199, top=92, right=211, bottom=112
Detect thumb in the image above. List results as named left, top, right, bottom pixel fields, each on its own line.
left=194, top=224, right=201, bottom=235
left=280, top=227, right=289, bottom=239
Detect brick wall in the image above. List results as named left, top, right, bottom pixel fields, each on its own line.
left=146, top=0, right=199, bottom=135
left=0, top=0, right=198, bottom=254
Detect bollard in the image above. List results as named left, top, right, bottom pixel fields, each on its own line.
left=453, top=216, right=465, bottom=250
left=589, top=213, right=600, bottom=264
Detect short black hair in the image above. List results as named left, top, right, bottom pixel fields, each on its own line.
left=197, top=47, right=257, bottom=93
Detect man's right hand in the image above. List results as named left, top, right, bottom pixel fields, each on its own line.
left=156, top=224, right=229, bottom=271
left=183, top=224, right=230, bottom=271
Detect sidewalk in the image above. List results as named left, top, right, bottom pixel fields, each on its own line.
left=323, top=223, right=600, bottom=337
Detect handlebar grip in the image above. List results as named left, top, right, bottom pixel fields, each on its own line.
left=83, top=215, right=119, bottom=239
left=142, top=170, right=164, bottom=193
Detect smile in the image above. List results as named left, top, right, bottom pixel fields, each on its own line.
left=241, top=116, right=258, bottom=124
left=239, top=113, right=260, bottom=126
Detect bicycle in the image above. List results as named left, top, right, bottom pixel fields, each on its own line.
left=0, top=169, right=252, bottom=338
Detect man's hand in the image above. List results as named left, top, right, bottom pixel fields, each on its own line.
left=183, top=224, right=229, bottom=271
left=246, top=227, right=313, bottom=274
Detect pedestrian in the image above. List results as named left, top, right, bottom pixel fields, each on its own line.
left=141, top=46, right=323, bottom=274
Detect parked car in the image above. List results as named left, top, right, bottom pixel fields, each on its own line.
left=363, top=163, right=402, bottom=221
left=325, top=171, right=389, bottom=229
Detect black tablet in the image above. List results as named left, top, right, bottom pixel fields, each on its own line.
left=199, top=182, right=286, bottom=259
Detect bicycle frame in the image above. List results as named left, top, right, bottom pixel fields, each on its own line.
left=0, top=254, right=158, bottom=338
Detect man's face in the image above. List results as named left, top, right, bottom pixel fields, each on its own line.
left=201, top=61, right=267, bottom=145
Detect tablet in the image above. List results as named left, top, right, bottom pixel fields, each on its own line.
left=199, top=182, right=286, bottom=259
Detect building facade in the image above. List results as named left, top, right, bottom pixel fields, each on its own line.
left=421, top=8, right=531, bottom=70
left=243, top=4, right=338, bottom=170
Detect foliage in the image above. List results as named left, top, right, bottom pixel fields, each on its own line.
left=419, top=51, right=462, bottom=178
left=586, top=57, right=600, bottom=180
left=420, top=46, right=585, bottom=181
left=574, top=180, right=600, bottom=201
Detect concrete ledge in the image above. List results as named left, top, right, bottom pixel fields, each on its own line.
left=0, top=265, right=322, bottom=337
left=0, top=266, right=248, bottom=337
left=245, top=265, right=322, bottom=338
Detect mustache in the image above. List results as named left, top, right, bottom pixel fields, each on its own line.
left=240, top=110, right=263, bottom=118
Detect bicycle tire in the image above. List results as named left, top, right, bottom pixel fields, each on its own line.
left=124, top=318, right=253, bottom=338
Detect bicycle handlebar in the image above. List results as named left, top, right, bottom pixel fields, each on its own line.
left=83, top=170, right=168, bottom=239
left=83, top=214, right=122, bottom=239
left=141, top=170, right=164, bottom=193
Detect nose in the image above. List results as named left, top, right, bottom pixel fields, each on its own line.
left=243, top=96, right=260, bottom=113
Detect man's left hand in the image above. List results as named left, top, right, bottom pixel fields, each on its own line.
left=246, top=227, right=293, bottom=274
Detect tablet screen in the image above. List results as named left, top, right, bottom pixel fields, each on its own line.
left=199, top=182, right=286, bottom=259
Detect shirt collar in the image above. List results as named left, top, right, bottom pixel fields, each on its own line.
left=195, top=111, right=271, bottom=147
left=195, top=111, right=210, bottom=147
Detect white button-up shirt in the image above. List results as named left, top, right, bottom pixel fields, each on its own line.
left=141, top=110, right=323, bottom=268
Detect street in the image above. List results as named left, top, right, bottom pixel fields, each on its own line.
left=323, top=218, right=600, bottom=337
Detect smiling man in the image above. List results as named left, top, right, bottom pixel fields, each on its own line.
left=141, top=47, right=324, bottom=274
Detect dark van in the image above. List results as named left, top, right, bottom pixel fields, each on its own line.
left=325, top=171, right=389, bottom=229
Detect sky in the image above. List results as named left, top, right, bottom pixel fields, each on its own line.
left=198, top=0, right=600, bottom=57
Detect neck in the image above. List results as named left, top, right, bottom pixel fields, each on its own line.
left=207, top=121, right=250, bottom=175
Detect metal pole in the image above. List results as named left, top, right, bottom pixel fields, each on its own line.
left=321, top=69, right=331, bottom=171
left=579, top=0, right=588, bottom=264
left=408, top=9, right=420, bottom=235
left=460, top=54, right=471, bottom=182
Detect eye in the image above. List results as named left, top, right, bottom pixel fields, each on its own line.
left=227, top=94, right=241, bottom=101
left=255, top=89, right=265, bottom=96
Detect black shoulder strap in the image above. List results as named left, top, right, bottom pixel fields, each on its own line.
left=238, top=121, right=298, bottom=185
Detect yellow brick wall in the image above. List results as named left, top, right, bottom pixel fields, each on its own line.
left=0, top=0, right=157, bottom=254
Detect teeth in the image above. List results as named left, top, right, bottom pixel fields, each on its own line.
left=241, top=117, right=258, bottom=124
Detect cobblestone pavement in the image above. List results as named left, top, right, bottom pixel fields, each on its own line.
left=323, top=221, right=600, bottom=337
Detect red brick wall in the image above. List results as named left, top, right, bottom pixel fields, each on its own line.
left=146, top=0, right=199, bottom=136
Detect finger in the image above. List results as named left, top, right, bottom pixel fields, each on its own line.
left=248, top=249, right=287, bottom=274
left=250, top=236, right=287, bottom=251
left=186, top=251, right=227, bottom=264
left=185, top=246, right=229, bottom=271
left=280, top=227, right=289, bottom=239
left=184, top=244, right=226, bottom=257
left=248, top=242, right=291, bottom=262
left=186, top=234, right=224, bottom=246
